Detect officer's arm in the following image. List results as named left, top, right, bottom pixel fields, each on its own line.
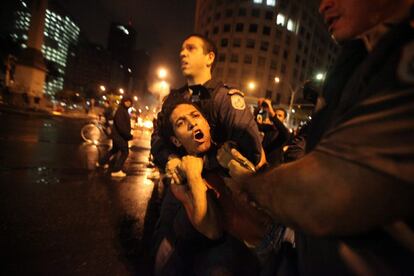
left=214, top=89, right=264, bottom=166
left=150, top=130, right=170, bottom=170
left=234, top=90, right=414, bottom=236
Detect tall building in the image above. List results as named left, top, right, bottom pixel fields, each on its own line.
left=107, top=22, right=139, bottom=92
left=64, top=36, right=124, bottom=97
left=107, top=22, right=136, bottom=68
left=195, top=0, right=338, bottom=104
left=12, top=0, right=80, bottom=98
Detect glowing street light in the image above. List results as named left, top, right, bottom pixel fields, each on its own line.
left=247, top=81, right=256, bottom=91
left=119, top=88, right=124, bottom=94
left=315, top=73, right=325, bottom=81
left=157, top=67, right=168, bottom=79
left=99, top=85, right=106, bottom=92
left=274, top=77, right=280, bottom=83
left=133, top=96, right=138, bottom=101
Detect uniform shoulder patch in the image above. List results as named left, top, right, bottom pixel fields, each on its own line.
left=397, top=41, right=414, bottom=84
left=229, top=89, right=246, bottom=110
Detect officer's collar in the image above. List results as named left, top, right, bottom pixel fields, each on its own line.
left=203, top=78, right=223, bottom=91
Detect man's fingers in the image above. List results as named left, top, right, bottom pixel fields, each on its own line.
left=230, top=148, right=246, bottom=161
left=228, top=159, right=253, bottom=180
left=170, top=171, right=182, bottom=185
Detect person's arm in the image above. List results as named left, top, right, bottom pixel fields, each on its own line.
left=171, top=155, right=222, bottom=240
left=213, top=89, right=265, bottom=167
left=227, top=90, right=414, bottom=237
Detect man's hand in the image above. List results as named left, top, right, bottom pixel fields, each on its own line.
left=166, top=156, right=183, bottom=185
left=227, top=159, right=255, bottom=182
left=217, top=142, right=256, bottom=175
left=179, top=156, right=206, bottom=191
left=263, top=98, right=275, bottom=118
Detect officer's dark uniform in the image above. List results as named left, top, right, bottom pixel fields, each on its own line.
left=151, top=78, right=262, bottom=170
left=292, top=13, right=414, bottom=276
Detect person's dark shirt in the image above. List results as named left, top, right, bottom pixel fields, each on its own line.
left=113, top=103, right=132, bottom=141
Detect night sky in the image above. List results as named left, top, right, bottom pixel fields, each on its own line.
left=57, top=0, right=196, bottom=87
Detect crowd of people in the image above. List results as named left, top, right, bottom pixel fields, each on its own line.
left=97, top=0, right=414, bottom=274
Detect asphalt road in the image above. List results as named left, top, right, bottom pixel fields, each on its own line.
left=0, top=111, right=162, bottom=275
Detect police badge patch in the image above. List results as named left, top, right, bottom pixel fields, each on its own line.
left=228, top=89, right=246, bottom=110
left=397, top=41, right=414, bottom=84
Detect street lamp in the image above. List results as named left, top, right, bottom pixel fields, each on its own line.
left=119, top=88, right=124, bottom=94
left=247, top=81, right=256, bottom=91
left=99, top=85, right=106, bottom=92
left=157, top=67, right=167, bottom=79
left=315, top=72, right=325, bottom=81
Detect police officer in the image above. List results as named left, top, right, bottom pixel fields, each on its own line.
left=151, top=34, right=264, bottom=178
left=222, top=1, right=414, bottom=275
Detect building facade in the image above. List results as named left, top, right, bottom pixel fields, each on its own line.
left=195, top=0, right=338, bottom=104
left=12, top=0, right=80, bottom=98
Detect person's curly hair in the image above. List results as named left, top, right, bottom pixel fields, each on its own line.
left=157, top=91, right=206, bottom=153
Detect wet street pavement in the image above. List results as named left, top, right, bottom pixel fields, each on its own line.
left=0, top=111, right=162, bottom=275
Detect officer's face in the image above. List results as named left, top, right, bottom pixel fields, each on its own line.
left=169, top=104, right=212, bottom=155
left=319, top=0, right=399, bottom=42
left=180, top=36, right=214, bottom=78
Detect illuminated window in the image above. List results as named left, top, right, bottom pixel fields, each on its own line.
left=266, top=0, right=276, bottom=6
left=276, top=14, right=285, bottom=26
left=253, top=0, right=262, bottom=3
left=287, top=19, right=296, bottom=32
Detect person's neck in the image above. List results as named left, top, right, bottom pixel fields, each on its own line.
left=187, top=71, right=212, bottom=86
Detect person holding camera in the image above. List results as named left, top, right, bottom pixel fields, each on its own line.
left=255, top=98, right=290, bottom=166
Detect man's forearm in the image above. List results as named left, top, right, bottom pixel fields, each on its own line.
left=185, top=176, right=222, bottom=239
left=244, top=151, right=414, bottom=237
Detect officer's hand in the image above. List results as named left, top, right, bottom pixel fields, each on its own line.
left=217, top=142, right=256, bottom=173
left=179, top=155, right=204, bottom=182
left=166, top=156, right=183, bottom=185
left=228, top=159, right=255, bottom=182
left=217, top=142, right=235, bottom=169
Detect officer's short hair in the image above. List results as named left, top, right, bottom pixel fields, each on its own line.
left=158, top=92, right=206, bottom=149
left=183, top=33, right=218, bottom=70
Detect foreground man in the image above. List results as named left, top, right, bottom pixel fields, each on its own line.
left=224, top=0, right=414, bottom=275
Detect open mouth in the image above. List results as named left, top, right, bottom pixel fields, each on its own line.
left=326, top=16, right=340, bottom=32
left=193, top=129, right=204, bottom=141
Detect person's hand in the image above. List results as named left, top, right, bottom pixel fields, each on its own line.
left=179, top=155, right=204, bottom=183
left=166, top=156, right=183, bottom=185
left=216, top=142, right=235, bottom=170
left=227, top=159, right=255, bottom=182
left=217, top=142, right=256, bottom=174
left=263, top=98, right=275, bottom=117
